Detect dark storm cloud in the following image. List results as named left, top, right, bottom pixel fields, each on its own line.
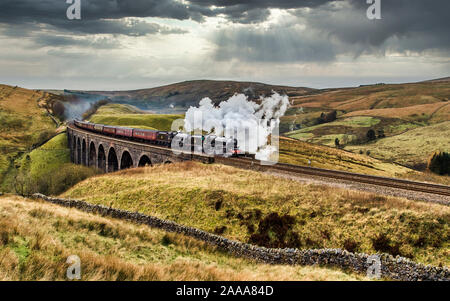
left=0, top=0, right=448, bottom=61
left=32, top=34, right=122, bottom=49
left=211, top=0, right=450, bottom=63
left=188, top=0, right=336, bottom=23
left=307, top=0, right=450, bottom=51
left=0, top=0, right=192, bottom=37
left=0, top=0, right=336, bottom=31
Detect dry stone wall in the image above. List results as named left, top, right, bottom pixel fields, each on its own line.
left=32, top=193, right=449, bottom=281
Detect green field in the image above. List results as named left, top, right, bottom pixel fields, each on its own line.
left=89, top=104, right=184, bottom=131
left=285, top=116, right=410, bottom=147
left=63, top=162, right=450, bottom=267
left=2, top=133, right=98, bottom=195
left=20, top=134, right=70, bottom=175
left=346, top=121, right=450, bottom=169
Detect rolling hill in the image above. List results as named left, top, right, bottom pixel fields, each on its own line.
left=61, top=80, right=315, bottom=114
left=283, top=79, right=450, bottom=171
left=0, top=85, right=65, bottom=188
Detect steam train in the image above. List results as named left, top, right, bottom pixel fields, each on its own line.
left=73, top=119, right=243, bottom=157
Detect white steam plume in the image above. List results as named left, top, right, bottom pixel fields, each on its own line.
left=184, top=92, right=290, bottom=160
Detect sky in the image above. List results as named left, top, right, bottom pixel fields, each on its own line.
left=0, top=0, right=449, bottom=90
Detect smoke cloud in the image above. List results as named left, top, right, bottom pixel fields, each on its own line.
left=184, top=92, right=290, bottom=160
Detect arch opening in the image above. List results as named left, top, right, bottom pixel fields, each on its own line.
left=98, top=145, right=106, bottom=172
left=138, top=155, right=152, bottom=167
left=107, top=147, right=119, bottom=172
left=82, top=139, right=87, bottom=166
left=68, top=134, right=74, bottom=163
left=120, top=151, right=134, bottom=170
left=89, top=142, right=96, bottom=167
left=76, top=138, right=81, bottom=165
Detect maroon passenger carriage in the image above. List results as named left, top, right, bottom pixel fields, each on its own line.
left=73, top=119, right=244, bottom=157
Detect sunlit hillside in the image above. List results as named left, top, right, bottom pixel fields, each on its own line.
left=0, top=85, right=64, bottom=188
left=283, top=80, right=450, bottom=171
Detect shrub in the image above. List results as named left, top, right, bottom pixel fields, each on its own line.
left=32, top=130, right=55, bottom=147
left=249, top=212, right=301, bottom=248
left=318, top=110, right=337, bottom=124
left=343, top=239, right=359, bottom=253
left=0, top=230, right=9, bottom=246
left=16, top=163, right=99, bottom=196
left=52, top=100, right=65, bottom=120
left=366, top=129, right=376, bottom=141
left=45, top=164, right=99, bottom=195
left=213, top=226, right=227, bottom=235
left=161, top=234, right=172, bottom=246
left=371, top=233, right=401, bottom=257
left=427, top=151, right=450, bottom=175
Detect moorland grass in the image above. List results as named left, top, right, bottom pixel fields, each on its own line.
left=62, top=162, right=450, bottom=267
left=278, top=137, right=411, bottom=177
left=0, top=85, right=58, bottom=187
left=0, top=195, right=366, bottom=280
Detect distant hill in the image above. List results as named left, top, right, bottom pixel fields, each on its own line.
left=421, top=77, right=450, bottom=83
left=62, top=80, right=315, bottom=112
left=283, top=80, right=450, bottom=171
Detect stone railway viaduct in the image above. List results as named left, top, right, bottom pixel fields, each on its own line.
left=67, top=123, right=207, bottom=172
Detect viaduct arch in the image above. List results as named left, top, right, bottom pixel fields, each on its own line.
left=67, top=123, right=204, bottom=173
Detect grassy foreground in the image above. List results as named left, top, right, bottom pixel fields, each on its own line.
left=0, top=195, right=366, bottom=281
left=63, top=162, right=450, bottom=267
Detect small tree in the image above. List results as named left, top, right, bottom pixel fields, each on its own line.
left=366, top=129, right=376, bottom=141
left=427, top=151, right=450, bottom=175
left=335, top=138, right=340, bottom=147
left=326, top=110, right=337, bottom=122
left=52, top=100, right=66, bottom=120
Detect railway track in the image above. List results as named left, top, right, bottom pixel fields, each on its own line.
left=216, top=157, right=450, bottom=197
